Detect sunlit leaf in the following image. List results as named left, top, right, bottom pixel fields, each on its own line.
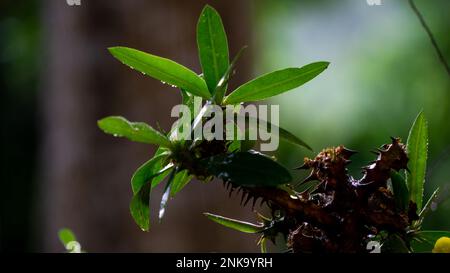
left=204, top=212, right=264, bottom=233
left=406, top=111, right=428, bottom=209
left=109, top=47, right=210, bottom=98
left=98, top=116, right=171, bottom=147
left=224, top=62, right=329, bottom=104
left=197, top=5, right=229, bottom=95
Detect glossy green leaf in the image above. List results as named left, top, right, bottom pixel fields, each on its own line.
left=98, top=116, right=171, bottom=147
left=390, top=170, right=409, bottom=211
left=197, top=5, right=229, bottom=95
left=108, top=47, right=210, bottom=98
left=58, top=228, right=77, bottom=246
left=130, top=182, right=152, bottom=231
left=170, top=169, right=192, bottom=197
left=131, top=154, right=173, bottom=194
left=410, top=231, right=450, bottom=253
left=202, top=151, right=292, bottom=186
left=224, top=62, right=329, bottom=104
left=150, top=147, right=173, bottom=188
left=406, top=112, right=428, bottom=209
left=204, top=213, right=264, bottom=233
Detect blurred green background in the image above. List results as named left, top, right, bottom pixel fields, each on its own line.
left=0, top=0, right=449, bottom=252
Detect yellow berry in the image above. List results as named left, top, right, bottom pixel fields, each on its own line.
left=432, top=237, right=450, bottom=253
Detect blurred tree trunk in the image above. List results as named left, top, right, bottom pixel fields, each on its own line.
left=39, top=0, right=255, bottom=252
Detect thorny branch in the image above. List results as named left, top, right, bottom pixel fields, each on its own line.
left=225, top=138, right=417, bottom=252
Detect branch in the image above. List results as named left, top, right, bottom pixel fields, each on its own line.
left=408, top=0, right=450, bottom=77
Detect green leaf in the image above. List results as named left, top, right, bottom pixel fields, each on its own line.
left=259, top=237, right=268, bottom=253
left=130, top=182, right=152, bottom=231
left=410, top=231, right=450, bottom=253
left=131, top=154, right=173, bottom=194
left=242, top=115, right=312, bottom=151
left=406, top=111, right=428, bottom=209
left=390, top=170, right=409, bottom=211
left=202, top=151, right=292, bottom=186
left=108, top=47, right=210, bottom=98
left=381, top=234, right=410, bottom=253
left=213, top=46, right=247, bottom=104
left=98, top=116, right=171, bottom=147
left=203, top=212, right=264, bottom=233
left=159, top=169, right=177, bottom=221
left=197, top=5, right=229, bottom=95
left=150, top=147, right=174, bottom=188
left=58, top=228, right=77, bottom=246
left=227, top=140, right=241, bottom=152
left=180, top=89, right=197, bottom=117
left=170, top=169, right=192, bottom=197
left=278, top=126, right=312, bottom=151
left=224, top=62, right=329, bottom=104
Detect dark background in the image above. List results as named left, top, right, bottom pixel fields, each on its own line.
left=1, top=0, right=449, bottom=252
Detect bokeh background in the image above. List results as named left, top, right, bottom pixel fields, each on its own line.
left=1, top=0, right=449, bottom=252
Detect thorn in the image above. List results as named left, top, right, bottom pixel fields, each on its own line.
left=390, top=136, right=398, bottom=143
left=243, top=194, right=252, bottom=207
left=341, top=147, right=358, bottom=159
left=236, top=187, right=243, bottom=196
left=259, top=198, right=265, bottom=208
left=252, top=197, right=259, bottom=210
left=228, top=187, right=235, bottom=198
left=240, top=192, right=247, bottom=205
